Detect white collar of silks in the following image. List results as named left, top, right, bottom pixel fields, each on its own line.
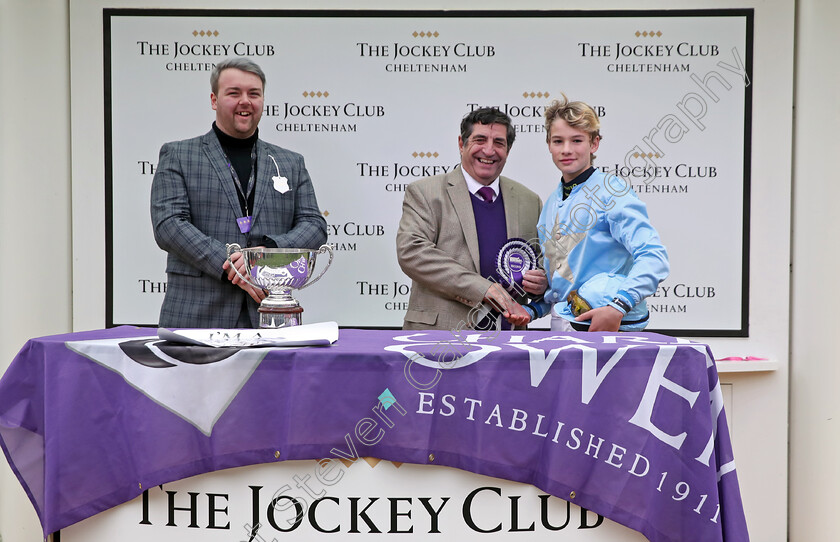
left=269, top=155, right=290, bottom=194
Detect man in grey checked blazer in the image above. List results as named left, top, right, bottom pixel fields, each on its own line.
left=151, top=58, right=327, bottom=328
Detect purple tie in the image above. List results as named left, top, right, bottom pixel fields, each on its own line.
left=477, top=186, right=495, bottom=203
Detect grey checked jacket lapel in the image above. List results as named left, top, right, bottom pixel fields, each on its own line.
left=252, top=139, right=279, bottom=225
left=201, top=132, right=242, bottom=219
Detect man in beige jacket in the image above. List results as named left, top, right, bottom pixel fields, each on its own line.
left=397, top=108, right=546, bottom=331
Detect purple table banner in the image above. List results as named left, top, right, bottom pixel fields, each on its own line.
left=0, top=327, right=748, bottom=541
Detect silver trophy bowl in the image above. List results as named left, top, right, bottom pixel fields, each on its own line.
left=226, top=244, right=334, bottom=328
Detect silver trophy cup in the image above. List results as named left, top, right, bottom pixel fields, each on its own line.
left=226, top=244, right=334, bottom=328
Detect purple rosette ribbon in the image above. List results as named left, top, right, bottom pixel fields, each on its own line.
left=496, top=238, right=537, bottom=293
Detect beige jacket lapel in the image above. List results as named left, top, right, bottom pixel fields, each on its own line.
left=446, top=167, right=482, bottom=272
left=500, top=177, right=520, bottom=239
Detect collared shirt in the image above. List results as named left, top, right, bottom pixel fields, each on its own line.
left=463, top=169, right=501, bottom=202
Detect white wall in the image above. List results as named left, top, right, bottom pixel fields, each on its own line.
left=789, top=0, right=840, bottom=539
left=0, top=1, right=71, bottom=541
left=0, top=0, right=834, bottom=541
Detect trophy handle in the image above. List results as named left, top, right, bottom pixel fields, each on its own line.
left=297, top=244, right=334, bottom=291
left=225, top=243, right=262, bottom=290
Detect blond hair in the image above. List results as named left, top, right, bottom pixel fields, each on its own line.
left=544, top=94, right=601, bottom=163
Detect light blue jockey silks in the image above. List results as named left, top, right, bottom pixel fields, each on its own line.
left=533, top=168, right=670, bottom=330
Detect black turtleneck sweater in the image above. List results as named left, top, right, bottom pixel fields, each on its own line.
left=212, top=124, right=278, bottom=252
left=213, top=122, right=258, bottom=215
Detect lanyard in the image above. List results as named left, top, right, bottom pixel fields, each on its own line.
left=225, top=146, right=257, bottom=216
left=224, top=146, right=257, bottom=237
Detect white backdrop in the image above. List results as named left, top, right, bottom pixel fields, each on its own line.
left=105, top=10, right=752, bottom=335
